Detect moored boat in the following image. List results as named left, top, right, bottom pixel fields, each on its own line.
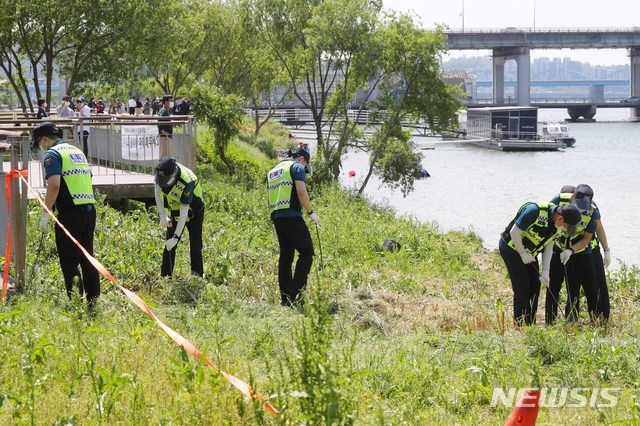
left=541, top=121, right=576, bottom=147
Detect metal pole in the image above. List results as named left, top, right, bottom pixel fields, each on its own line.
left=462, top=0, right=465, bottom=31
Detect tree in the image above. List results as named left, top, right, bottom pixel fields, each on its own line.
left=248, top=0, right=383, bottom=179
left=0, top=0, right=153, bottom=111
left=250, top=0, right=461, bottom=196
left=133, top=0, right=215, bottom=97
left=190, top=85, right=246, bottom=176
left=357, top=14, right=462, bottom=196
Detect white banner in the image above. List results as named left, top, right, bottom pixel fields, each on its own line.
left=121, top=125, right=159, bottom=161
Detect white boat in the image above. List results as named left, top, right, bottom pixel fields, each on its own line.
left=541, top=121, right=576, bottom=147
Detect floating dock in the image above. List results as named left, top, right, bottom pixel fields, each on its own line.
left=466, top=139, right=566, bottom=151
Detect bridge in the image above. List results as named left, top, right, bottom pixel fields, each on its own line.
left=444, top=28, right=640, bottom=119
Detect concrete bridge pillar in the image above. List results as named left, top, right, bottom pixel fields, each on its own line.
left=630, top=48, right=640, bottom=121
left=589, top=84, right=605, bottom=102
left=567, top=105, right=597, bottom=121
left=493, top=47, right=530, bottom=105
left=515, top=50, right=531, bottom=106
left=492, top=56, right=506, bottom=104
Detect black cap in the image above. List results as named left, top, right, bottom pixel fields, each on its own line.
left=289, top=146, right=310, bottom=163
left=559, top=184, right=576, bottom=194
left=31, top=122, right=62, bottom=150
left=574, top=184, right=594, bottom=211
left=155, top=157, right=177, bottom=187
left=557, top=204, right=581, bottom=226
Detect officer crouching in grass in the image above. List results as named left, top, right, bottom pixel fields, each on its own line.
left=33, top=121, right=100, bottom=306
left=499, top=201, right=581, bottom=326
left=154, top=157, right=204, bottom=277
left=267, top=147, right=318, bottom=307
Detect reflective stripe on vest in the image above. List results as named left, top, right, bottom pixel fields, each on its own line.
left=163, top=164, right=201, bottom=222
left=51, top=143, right=94, bottom=205
left=556, top=192, right=595, bottom=253
left=267, top=160, right=294, bottom=213
left=505, top=201, right=558, bottom=256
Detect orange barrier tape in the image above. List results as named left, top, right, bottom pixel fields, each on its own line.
left=2, top=169, right=29, bottom=301
left=13, top=171, right=282, bottom=418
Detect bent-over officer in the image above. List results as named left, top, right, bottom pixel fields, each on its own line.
left=499, top=201, right=581, bottom=326
left=33, top=121, right=100, bottom=305
left=546, top=184, right=606, bottom=324
left=267, top=147, right=318, bottom=306
left=154, top=157, right=204, bottom=277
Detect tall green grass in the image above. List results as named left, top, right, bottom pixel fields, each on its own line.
left=1, top=124, right=639, bottom=424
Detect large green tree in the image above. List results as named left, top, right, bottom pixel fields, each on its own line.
left=357, top=14, right=463, bottom=196
left=132, top=0, right=214, bottom=97
left=250, top=0, right=461, bottom=195
left=248, top=0, right=383, bottom=174
left=0, top=0, right=150, bottom=111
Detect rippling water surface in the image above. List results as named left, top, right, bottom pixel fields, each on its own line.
left=336, top=108, right=640, bottom=268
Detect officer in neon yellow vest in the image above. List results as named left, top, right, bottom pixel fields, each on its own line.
left=499, top=201, right=581, bottom=326
left=33, top=121, right=100, bottom=305
left=546, top=184, right=607, bottom=324
left=154, top=157, right=205, bottom=277
left=267, top=147, right=318, bottom=306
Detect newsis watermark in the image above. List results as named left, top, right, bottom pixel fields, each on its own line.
left=490, top=387, right=623, bottom=409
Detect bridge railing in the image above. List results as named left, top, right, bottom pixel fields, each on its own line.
left=444, top=27, right=640, bottom=34
left=464, top=98, right=636, bottom=106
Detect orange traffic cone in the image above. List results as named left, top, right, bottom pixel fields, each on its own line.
left=504, top=389, right=540, bottom=426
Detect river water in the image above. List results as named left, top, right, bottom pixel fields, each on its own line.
left=334, top=108, right=640, bottom=269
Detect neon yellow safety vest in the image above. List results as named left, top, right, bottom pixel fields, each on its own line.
left=51, top=143, right=94, bottom=206
left=267, top=160, right=295, bottom=213
left=162, top=164, right=202, bottom=222
left=503, top=202, right=559, bottom=256
left=556, top=193, right=595, bottom=254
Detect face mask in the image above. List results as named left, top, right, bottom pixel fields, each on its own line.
left=169, top=102, right=175, bottom=108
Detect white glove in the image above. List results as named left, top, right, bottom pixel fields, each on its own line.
left=309, top=213, right=319, bottom=223
left=39, top=213, right=50, bottom=233
left=159, top=215, right=171, bottom=228
left=559, top=249, right=573, bottom=265
left=520, top=252, right=535, bottom=264
left=604, top=250, right=611, bottom=268
left=165, top=237, right=179, bottom=251
left=540, top=269, right=550, bottom=288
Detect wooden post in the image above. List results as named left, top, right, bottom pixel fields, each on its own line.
left=8, top=136, right=27, bottom=290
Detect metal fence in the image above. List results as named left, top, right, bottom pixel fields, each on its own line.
left=1, top=114, right=197, bottom=190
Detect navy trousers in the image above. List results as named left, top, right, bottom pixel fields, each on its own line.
left=273, top=216, right=314, bottom=306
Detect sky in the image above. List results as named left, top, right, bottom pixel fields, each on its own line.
left=381, top=0, right=639, bottom=65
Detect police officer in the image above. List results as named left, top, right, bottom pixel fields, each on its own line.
left=267, top=147, right=318, bottom=306
left=154, top=157, right=204, bottom=277
left=499, top=201, right=581, bottom=326
left=33, top=121, right=100, bottom=305
left=546, top=184, right=607, bottom=324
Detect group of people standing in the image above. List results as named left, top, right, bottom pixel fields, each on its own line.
left=499, top=184, right=610, bottom=326
left=32, top=113, right=317, bottom=311
left=33, top=113, right=611, bottom=323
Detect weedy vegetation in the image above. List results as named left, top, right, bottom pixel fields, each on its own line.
left=1, top=120, right=639, bottom=425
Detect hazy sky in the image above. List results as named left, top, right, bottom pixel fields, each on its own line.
left=382, top=0, right=639, bottom=65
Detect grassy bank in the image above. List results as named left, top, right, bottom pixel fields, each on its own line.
left=1, top=125, right=640, bottom=425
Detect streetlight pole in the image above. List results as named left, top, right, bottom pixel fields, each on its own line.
left=462, top=0, right=465, bottom=32
left=533, top=0, right=536, bottom=31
